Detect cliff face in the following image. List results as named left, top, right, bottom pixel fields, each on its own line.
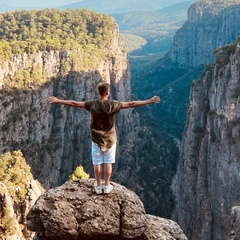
left=135, top=0, right=240, bottom=142
left=176, top=40, right=240, bottom=239
left=167, top=0, right=240, bottom=68
left=0, top=24, right=134, bottom=187
left=0, top=18, right=171, bottom=217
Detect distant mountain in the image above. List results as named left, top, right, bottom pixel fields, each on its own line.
left=59, top=0, right=194, bottom=14
left=112, top=1, right=194, bottom=32
left=112, top=1, right=194, bottom=55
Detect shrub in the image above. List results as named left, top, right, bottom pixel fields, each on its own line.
left=0, top=209, right=18, bottom=236
left=0, top=150, right=43, bottom=237
left=213, top=41, right=237, bottom=65
left=69, top=165, right=89, bottom=181
left=0, top=150, right=32, bottom=200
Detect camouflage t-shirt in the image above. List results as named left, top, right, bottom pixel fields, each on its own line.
left=85, top=100, right=122, bottom=151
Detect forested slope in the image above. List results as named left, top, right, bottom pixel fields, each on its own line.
left=0, top=8, right=115, bottom=89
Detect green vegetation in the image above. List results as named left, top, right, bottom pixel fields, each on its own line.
left=69, top=165, right=89, bottom=181
left=196, top=0, right=240, bottom=15
left=0, top=150, right=43, bottom=237
left=60, top=0, right=192, bottom=14
left=0, top=150, right=34, bottom=199
left=112, top=2, right=190, bottom=38
left=131, top=57, right=204, bottom=137
left=129, top=53, right=166, bottom=77
left=0, top=8, right=116, bottom=89
left=0, top=9, right=115, bottom=55
left=0, top=208, right=18, bottom=237
left=120, top=33, right=146, bottom=53
left=111, top=1, right=193, bottom=55
left=213, top=39, right=238, bottom=65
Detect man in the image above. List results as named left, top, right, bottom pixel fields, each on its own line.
left=48, top=82, right=160, bottom=194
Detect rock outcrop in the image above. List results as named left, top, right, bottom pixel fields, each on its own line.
left=27, top=179, right=187, bottom=240
left=0, top=180, right=43, bottom=240
left=228, top=206, right=240, bottom=240
left=176, top=39, right=240, bottom=239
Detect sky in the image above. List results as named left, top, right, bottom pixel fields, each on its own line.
left=0, top=0, right=81, bottom=7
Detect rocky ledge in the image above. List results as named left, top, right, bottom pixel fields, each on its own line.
left=229, top=206, right=240, bottom=240
left=27, top=179, right=187, bottom=240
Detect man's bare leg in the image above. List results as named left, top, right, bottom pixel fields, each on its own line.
left=104, top=163, right=112, bottom=186
left=94, top=164, right=102, bottom=186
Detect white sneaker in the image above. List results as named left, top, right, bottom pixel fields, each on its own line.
left=94, top=185, right=103, bottom=194
left=104, top=184, right=113, bottom=194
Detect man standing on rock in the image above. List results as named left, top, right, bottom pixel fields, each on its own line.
left=48, top=82, right=160, bottom=194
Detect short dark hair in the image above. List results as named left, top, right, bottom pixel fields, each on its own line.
left=97, top=82, right=109, bottom=96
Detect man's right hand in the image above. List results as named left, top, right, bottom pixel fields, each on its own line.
left=47, top=96, right=59, bottom=103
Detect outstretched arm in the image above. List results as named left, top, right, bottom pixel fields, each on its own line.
left=47, top=96, right=86, bottom=108
left=121, top=96, right=160, bottom=109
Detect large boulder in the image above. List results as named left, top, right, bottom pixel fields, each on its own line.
left=143, top=215, right=188, bottom=240
left=27, top=179, right=187, bottom=240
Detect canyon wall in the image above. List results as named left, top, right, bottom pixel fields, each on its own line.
left=0, top=17, right=174, bottom=217
left=176, top=40, right=240, bottom=239
left=166, top=0, right=240, bottom=68
left=0, top=23, right=134, bottom=187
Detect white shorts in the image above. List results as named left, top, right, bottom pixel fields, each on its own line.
left=91, top=142, right=116, bottom=165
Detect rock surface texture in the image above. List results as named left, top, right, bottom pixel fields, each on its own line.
left=228, top=206, right=240, bottom=240
left=176, top=40, right=240, bottom=239
left=167, top=0, right=240, bottom=68
left=27, top=179, right=187, bottom=240
left=0, top=180, right=43, bottom=240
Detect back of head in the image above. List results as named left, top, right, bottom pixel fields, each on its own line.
left=97, top=82, right=110, bottom=97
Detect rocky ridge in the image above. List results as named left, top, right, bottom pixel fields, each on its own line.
left=176, top=39, right=240, bottom=239
left=27, top=179, right=187, bottom=240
